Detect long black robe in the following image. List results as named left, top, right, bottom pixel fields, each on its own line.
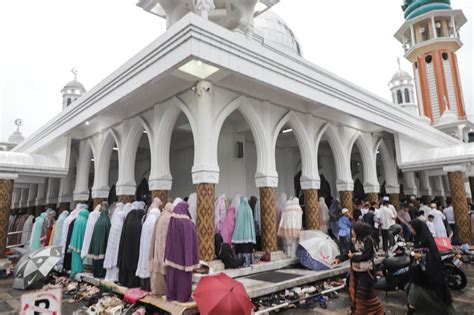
left=63, top=218, right=76, bottom=271
left=117, top=209, right=145, bottom=288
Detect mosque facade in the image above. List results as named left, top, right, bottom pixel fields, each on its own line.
left=0, top=0, right=473, bottom=260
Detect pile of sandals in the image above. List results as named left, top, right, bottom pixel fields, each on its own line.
left=252, top=278, right=345, bottom=312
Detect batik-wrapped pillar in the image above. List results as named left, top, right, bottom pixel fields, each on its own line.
left=388, top=194, right=401, bottom=211
left=421, top=195, right=432, bottom=205
left=304, top=189, right=319, bottom=230
left=35, top=205, right=46, bottom=217
left=339, top=191, right=353, bottom=214
left=366, top=193, right=379, bottom=205
left=151, top=190, right=168, bottom=209
left=0, top=178, right=14, bottom=258
left=58, top=202, right=70, bottom=212
left=117, top=195, right=133, bottom=204
left=445, top=166, right=471, bottom=244
left=27, top=206, right=36, bottom=215
left=196, top=183, right=215, bottom=261
left=469, top=177, right=474, bottom=203
left=260, top=187, right=277, bottom=252
left=93, top=198, right=106, bottom=209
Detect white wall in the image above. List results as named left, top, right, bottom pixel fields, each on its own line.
left=170, top=144, right=195, bottom=199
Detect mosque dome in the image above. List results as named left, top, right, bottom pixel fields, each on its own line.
left=390, top=69, right=413, bottom=84
left=8, top=119, right=24, bottom=145
left=254, top=11, right=302, bottom=57
left=64, top=79, right=85, bottom=90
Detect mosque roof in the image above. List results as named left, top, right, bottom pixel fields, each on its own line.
left=402, top=0, right=451, bottom=20
left=254, top=10, right=302, bottom=56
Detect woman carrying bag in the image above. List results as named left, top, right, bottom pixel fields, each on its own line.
left=334, top=221, right=384, bottom=315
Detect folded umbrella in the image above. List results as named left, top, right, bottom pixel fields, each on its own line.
left=13, top=246, right=62, bottom=290
left=194, top=273, right=253, bottom=315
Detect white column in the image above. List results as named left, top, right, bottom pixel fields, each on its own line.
left=442, top=175, right=451, bottom=197
left=432, top=176, right=445, bottom=197
left=58, top=174, right=73, bottom=204
left=410, top=25, right=416, bottom=45
left=27, top=184, right=38, bottom=208
left=19, top=187, right=29, bottom=209
left=431, top=17, right=437, bottom=39
left=403, top=171, right=418, bottom=196
left=36, top=180, right=47, bottom=207
left=45, top=178, right=60, bottom=206
left=419, top=171, right=433, bottom=197
left=191, top=81, right=220, bottom=184
left=12, top=188, right=21, bottom=209
left=73, top=140, right=93, bottom=201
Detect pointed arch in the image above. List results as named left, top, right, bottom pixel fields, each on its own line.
left=93, top=129, right=120, bottom=197
left=316, top=125, right=348, bottom=184
left=271, top=110, right=316, bottom=184
left=214, top=95, right=270, bottom=179
left=119, top=116, right=153, bottom=190
left=349, top=134, right=379, bottom=191
left=375, top=139, right=399, bottom=191
left=73, top=139, right=96, bottom=200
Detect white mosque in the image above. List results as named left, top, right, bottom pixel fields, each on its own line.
left=1, top=0, right=473, bottom=260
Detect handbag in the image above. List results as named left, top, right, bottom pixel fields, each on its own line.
left=351, top=260, right=374, bottom=272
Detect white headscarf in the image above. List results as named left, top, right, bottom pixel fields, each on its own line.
left=318, top=197, right=329, bottom=233
left=188, top=193, right=197, bottom=225
left=136, top=205, right=161, bottom=279
left=104, top=203, right=126, bottom=281
left=81, top=204, right=101, bottom=258
left=231, top=193, right=241, bottom=210
left=60, top=203, right=82, bottom=261
left=172, top=197, right=183, bottom=208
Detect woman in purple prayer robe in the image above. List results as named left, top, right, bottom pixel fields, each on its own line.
left=164, top=202, right=199, bottom=302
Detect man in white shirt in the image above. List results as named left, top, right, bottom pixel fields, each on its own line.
left=379, top=197, right=397, bottom=253
left=443, top=202, right=457, bottom=244
left=428, top=203, right=447, bottom=238
left=426, top=214, right=436, bottom=237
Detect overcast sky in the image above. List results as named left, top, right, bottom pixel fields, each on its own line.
left=0, top=0, right=472, bottom=141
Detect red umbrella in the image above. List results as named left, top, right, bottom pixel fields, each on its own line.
left=193, top=273, right=253, bottom=315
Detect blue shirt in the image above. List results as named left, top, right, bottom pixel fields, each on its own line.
left=338, top=216, right=352, bottom=238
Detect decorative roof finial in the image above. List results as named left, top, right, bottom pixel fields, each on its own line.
left=397, top=57, right=401, bottom=70
left=14, top=118, right=22, bottom=133
left=71, top=68, right=78, bottom=80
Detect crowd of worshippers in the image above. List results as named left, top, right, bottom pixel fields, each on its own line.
left=320, top=195, right=470, bottom=256
left=7, top=193, right=309, bottom=303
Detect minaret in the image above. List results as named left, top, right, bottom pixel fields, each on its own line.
left=394, top=0, right=467, bottom=124
left=61, top=68, right=86, bottom=110
left=389, top=58, right=418, bottom=115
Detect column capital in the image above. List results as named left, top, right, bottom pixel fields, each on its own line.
left=336, top=181, right=354, bottom=192
left=300, top=178, right=320, bottom=190
left=91, top=189, right=109, bottom=199
left=363, top=184, right=380, bottom=194
left=256, top=175, right=278, bottom=188
left=45, top=197, right=58, bottom=205
left=73, top=192, right=89, bottom=202
left=35, top=199, right=46, bottom=206
left=58, top=195, right=73, bottom=204
left=115, top=184, right=136, bottom=197
left=443, top=165, right=467, bottom=173
left=0, top=173, right=18, bottom=180
left=192, top=170, right=219, bottom=185
left=385, top=186, right=401, bottom=194
left=148, top=178, right=173, bottom=191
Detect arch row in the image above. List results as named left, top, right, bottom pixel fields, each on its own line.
left=71, top=86, right=401, bottom=200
